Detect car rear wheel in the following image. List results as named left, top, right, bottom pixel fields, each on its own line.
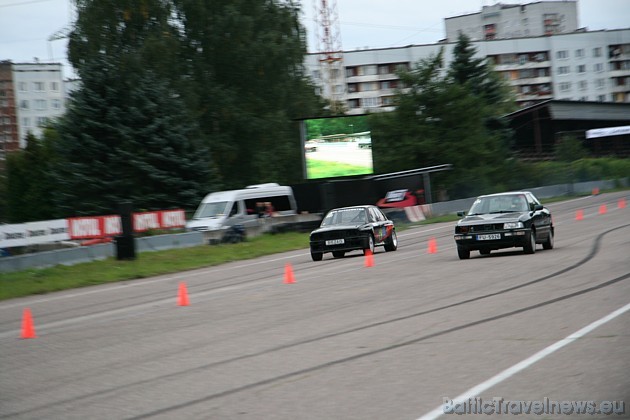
left=457, top=246, right=470, bottom=260
left=363, top=234, right=375, bottom=255
left=542, top=229, right=554, bottom=250
left=332, top=251, right=345, bottom=258
left=384, top=230, right=398, bottom=252
left=311, top=251, right=323, bottom=261
left=523, top=229, right=536, bottom=254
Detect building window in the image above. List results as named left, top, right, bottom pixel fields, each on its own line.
left=345, top=67, right=356, bottom=78
left=51, top=99, right=62, bottom=109
left=359, top=65, right=377, bottom=76
left=312, top=70, right=320, bottom=80
left=18, top=82, right=27, bottom=91
left=36, top=117, right=48, bottom=126
left=557, top=66, right=570, bottom=75
left=33, top=81, right=45, bottom=92
left=594, top=63, right=604, bottom=72
left=578, top=80, right=588, bottom=91
left=559, top=82, right=571, bottom=92
left=593, top=47, right=602, bottom=58
left=519, top=69, right=534, bottom=79
left=361, top=97, right=379, bottom=108
left=577, top=64, right=586, bottom=73
left=556, top=50, right=568, bottom=59
left=579, top=96, right=588, bottom=101
left=362, top=82, right=378, bottom=91
left=575, top=49, right=584, bottom=58
left=50, top=82, right=59, bottom=91
left=20, top=100, right=29, bottom=109
left=597, top=94, right=606, bottom=102
left=381, top=96, right=395, bottom=106
left=35, top=99, right=47, bottom=110
left=0, top=99, right=7, bottom=107
left=347, top=83, right=358, bottom=93
left=0, top=90, right=5, bottom=97
left=23, top=117, right=30, bottom=127
left=348, top=99, right=360, bottom=109
left=595, top=79, right=605, bottom=89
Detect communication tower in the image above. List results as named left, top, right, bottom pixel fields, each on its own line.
left=313, top=0, right=345, bottom=112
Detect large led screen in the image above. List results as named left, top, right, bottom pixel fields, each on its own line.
left=301, top=115, right=373, bottom=180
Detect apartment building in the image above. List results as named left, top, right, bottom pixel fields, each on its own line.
left=0, top=61, right=67, bottom=154
left=305, top=28, right=630, bottom=114
left=445, top=0, right=579, bottom=41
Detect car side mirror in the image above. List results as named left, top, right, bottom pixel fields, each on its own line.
left=457, top=211, right=466, bottom=217
left=534, top=204, right=544, bottom=211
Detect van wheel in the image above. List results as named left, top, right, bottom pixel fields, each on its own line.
left=311, top=251, right=323, bottom=261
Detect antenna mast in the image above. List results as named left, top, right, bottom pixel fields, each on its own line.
left=314, top=0, right=345, bottom=112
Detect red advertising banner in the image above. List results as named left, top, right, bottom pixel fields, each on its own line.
left=67, top=210, right=186, bottom=239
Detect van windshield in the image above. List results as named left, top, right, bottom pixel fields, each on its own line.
left=193, top=201, right=229, bottom=219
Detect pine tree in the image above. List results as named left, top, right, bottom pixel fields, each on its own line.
left=51, top=56, right=214, bottom=216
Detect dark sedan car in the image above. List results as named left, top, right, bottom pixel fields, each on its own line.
left=453, top=191, right=554, bottom=259
left=309, top=205, right=398, bottom=261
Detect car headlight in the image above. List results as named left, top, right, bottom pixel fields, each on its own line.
left=504, top=222, right=524, bottom=229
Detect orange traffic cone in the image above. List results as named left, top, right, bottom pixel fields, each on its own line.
left=592, top=187, right=600, bottom=195
left=427, top=237, right=438, bottom=254
left=178, top=282, right=190, bottom=306
left=364, top=250, right=374, bottom=267
left=619, top=198, right=627, bottom=209
left=599, top=204, right=607, bottom=215
left=284, top=263, right=296, bottom=284
left=575, top=209, right=584, bottom=221
left=21, top=308, right=36, bottom=339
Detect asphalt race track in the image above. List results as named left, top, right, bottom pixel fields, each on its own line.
left=1, top=192, right=628, bottom=420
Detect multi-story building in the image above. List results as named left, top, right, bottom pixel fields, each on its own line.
left=305, top=28, right=630, bottom=114
left=0, top=61, right=67, bottom=154
left=445, top=0, right=579, bottom=41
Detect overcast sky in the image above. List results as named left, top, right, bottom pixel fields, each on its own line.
left=1, top=0, right=629, bottom=79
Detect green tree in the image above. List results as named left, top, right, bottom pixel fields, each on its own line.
left=51, top=56, right=214, bottom=216
left=371, top=41, right=516, bottom=198
left=67, top=0, right=324, bottom=190
left=4, top=132, right=57, bottom=222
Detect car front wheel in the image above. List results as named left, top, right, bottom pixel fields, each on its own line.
left=523, top=229, right=536, bottom=254
left=311, top=251, right=323, bottom=261
left=363, top=234, right=375, bottom=255
left=457, top=246, right=470, bottom=260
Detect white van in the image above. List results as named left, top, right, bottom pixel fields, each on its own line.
left=186, top=183, right=298, bottom=233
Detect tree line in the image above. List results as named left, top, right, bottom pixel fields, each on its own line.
left=0, top=0, right=518, bottom=223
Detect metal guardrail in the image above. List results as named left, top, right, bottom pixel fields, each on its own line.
left=1, top=178, right=627, bottom=274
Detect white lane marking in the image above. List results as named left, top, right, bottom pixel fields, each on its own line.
left=416, top=301, right=630, bottom=420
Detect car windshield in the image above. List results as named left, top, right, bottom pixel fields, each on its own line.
left=468, top=194, right=528, bottom=215
left=321, top=208, right=367, bottom=226
left=193, top=201, right=229, bottom=219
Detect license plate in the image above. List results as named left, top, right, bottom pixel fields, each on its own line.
left=477, top=234, right=501, bottom=240
left=326, top=239, right=345, bottom=245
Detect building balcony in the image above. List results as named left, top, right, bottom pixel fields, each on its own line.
left=516, top=93, right=553, bottom=101
left=509, top=76, right=552, bottom=86
left=609, top=69, right=630, bottom=78
left=494, top=61, right=550, bottom=71
left=611, top=83, right=630, bottom=93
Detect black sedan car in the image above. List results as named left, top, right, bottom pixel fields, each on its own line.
left=453, top=191, right=554, bottom=259
left=309, top=205, right=398, bottom=261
